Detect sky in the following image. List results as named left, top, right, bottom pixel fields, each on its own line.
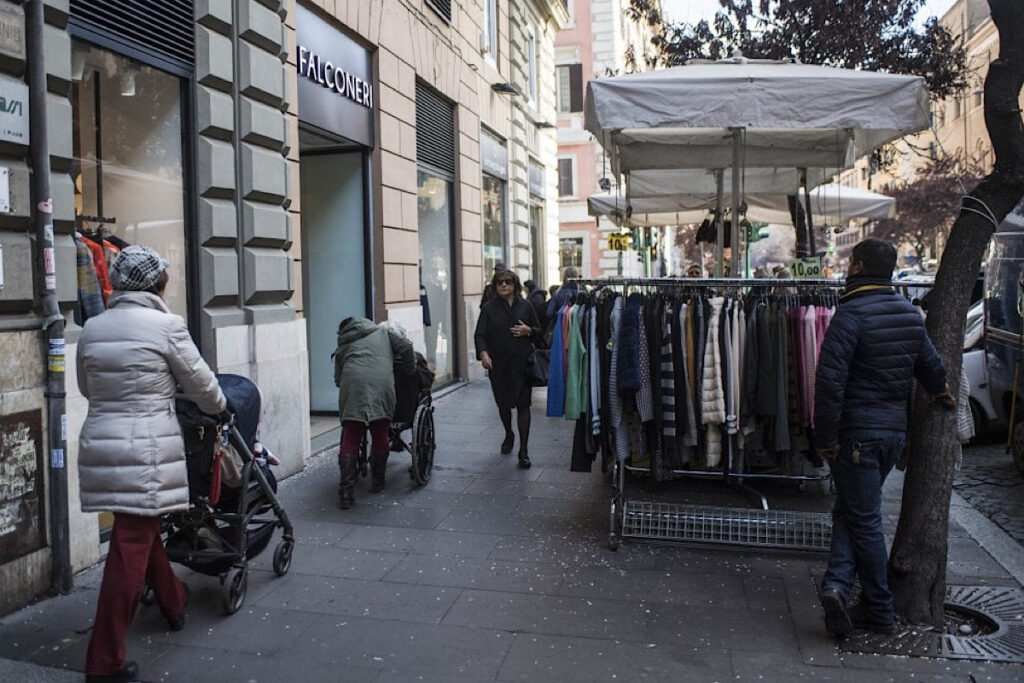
left=657, top=0, right=958, bottom=27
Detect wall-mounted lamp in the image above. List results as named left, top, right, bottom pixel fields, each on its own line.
left=598, top=177, right=611, bottom=191
left=490, top=82, right=519, bottom=95
left=120, top=71, right=136, bottom=97
left=534, top=120, right=557, bottom=129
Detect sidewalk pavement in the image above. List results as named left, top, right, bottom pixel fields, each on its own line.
left=2, top=381, right=1023, bottom=682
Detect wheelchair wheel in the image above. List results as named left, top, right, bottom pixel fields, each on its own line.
left=410, top=403, right=435, bottom=485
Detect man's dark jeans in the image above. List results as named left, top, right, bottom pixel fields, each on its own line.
left=822, top=429, right=904, bottom=626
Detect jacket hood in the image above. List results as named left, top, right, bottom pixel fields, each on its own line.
left=106, top=290, right=171, bottom=313
left=337, top=317, right=380, bottom=346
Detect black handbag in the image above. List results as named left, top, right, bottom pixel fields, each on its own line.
left=527, top=347, right=550, bottom=387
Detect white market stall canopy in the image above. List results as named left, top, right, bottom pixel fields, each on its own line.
left=588, top=183, right=896, bottom=227
left=584, top=58, right=930, bottom=174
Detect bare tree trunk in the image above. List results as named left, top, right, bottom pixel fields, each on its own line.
left=889, top=0, right=1024, bottom=626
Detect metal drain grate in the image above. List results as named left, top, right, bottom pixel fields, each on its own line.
left=839, top=585, right=1024, bottom=663
left=621, top=501, right=832, bottom=552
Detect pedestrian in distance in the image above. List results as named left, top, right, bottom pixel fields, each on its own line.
left=333, top=317, right=416, bottom=507
left=474, top=269, right=542, bottom=468
left=814, top=237, right=954, bottom=639
left=546, top=265, right=580, bottom=319
left=525, top=278, right=549, bottom=330
left=77, top=246, right=228, bottom=683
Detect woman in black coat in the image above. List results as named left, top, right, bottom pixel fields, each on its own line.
left=474, top=269, right=541, bottom=468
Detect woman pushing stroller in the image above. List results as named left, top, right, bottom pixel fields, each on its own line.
left=333, top=317, right=416, bottom=508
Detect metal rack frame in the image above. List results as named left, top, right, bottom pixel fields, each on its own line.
left=572, top=276, right=926, bottom=552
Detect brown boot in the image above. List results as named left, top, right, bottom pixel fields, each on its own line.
left=369, top=451, right=389, bottom=493
left=338, top=451, right=357, bottom=509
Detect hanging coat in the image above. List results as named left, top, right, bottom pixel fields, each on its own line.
left=701, top=297, right=726, bottom=466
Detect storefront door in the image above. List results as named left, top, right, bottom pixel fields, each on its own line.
left=300, top=151, right=368, bottom=413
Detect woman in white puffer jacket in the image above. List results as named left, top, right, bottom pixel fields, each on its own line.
left=77, top=245, right=226, bottom=683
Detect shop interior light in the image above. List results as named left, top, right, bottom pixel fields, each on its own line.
left=490, top=82, right=519, bottom=95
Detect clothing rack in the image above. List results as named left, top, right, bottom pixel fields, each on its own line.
left=561, top=276, right=897, bottom=553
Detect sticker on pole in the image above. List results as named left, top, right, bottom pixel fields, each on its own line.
left=51, top=448, right=64, bottom=469
left=48, top=338, right=65, bottom=372
left=789, top=256, right=822, bottom=279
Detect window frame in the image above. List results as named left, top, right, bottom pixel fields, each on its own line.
left=483, top=0, right=498, bottom=64
left=557, top=156, right=576, bottom=198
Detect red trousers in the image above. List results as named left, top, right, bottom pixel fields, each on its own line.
left=340, top=419, right=390, bottom=455
left=86, top=513, right=185, bottom=675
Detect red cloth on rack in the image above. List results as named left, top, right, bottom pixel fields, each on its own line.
left=80, top=234, right=113, bottom=303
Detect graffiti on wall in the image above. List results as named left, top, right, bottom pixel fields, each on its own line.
left=0, top=410, right=45, bottom=564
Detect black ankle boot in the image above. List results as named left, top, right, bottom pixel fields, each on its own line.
left=517, top=449, right=531, bottom=469
left=369, top=451, right=389, bottom=493
left=86, top=661, right=140, bottom=683
left=500, top=432, right=515, bottom=454
left=338, top=452, right=356, bottom=509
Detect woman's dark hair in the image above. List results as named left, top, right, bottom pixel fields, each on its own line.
left=851, top=238, right=897, bottom=279
left=491, top=269, right=522, bottom=295
left=146, top=270, right=170, bottom=296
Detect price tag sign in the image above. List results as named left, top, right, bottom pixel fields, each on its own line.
left=789, top=256, right=822, bottom=279
left=607, top=233, right=630, bottom=251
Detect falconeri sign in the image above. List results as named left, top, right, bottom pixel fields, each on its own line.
left=296, top=5, right=374, bottom=148
left=297, top=45, right=373, bottom=109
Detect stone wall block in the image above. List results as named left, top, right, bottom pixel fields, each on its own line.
left=242, top=246, right=291, bottom=304
left=54, top=233, right=76, bottom=304
left=197, top=137, right=236, bottom=198
left=45, top=93, right=72, bottom=170
left=240, top=98, right=286, bottom=152
left=254, top=0, right=281, bottom=12
left=382, top=226, right=417, bottom=265
left=50, top=170, right=73, bottom=230
left=0, top=3, right=26, bottom=74
left=242, top=201, right=289, bottom=247
left=43, top=0, right=69, bottom=28
left=196, top=86, right=234, bottom=141
left=197, top=0, right=233, bottom=35
left=43, top=23, right=69, bottom=94
left=197, top=197, right=237, bottom=246
left=239, top=41, right=285, bottom=108
left=0, top=231, right=32, bottom=306
left=240, top=142, right=286, bottom=203
left=240, top=0, right=283, bottom=54
left=197, top=26, right=234, bottom=92
left=199, top=246, right=239, bottom=306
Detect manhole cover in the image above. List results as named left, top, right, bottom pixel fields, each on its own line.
left=839, top=585, right=1024, bottom=663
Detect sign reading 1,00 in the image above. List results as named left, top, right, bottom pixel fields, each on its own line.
left=607, top=233, right=630, bottom=251
left=789, top=256, right=822, bottom=278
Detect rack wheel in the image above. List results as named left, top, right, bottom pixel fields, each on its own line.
left=608, top=535, right=620, bottom=551
left=411, top=404, right=435, bottom=485
left=220, top=566, right=248, bottom=615
left=272, top=539, right=293, bottom=577
left=140, top=581, right=156, bottom=606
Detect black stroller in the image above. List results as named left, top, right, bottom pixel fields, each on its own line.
left=356, top=352, right=437, bottom=485
left=160, top=374, right=295, bottom=615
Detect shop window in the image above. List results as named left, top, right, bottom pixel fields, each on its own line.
left=482, top=174, right=507, bottom=276
left=71, top=40, right=188, bottom=319
left=558, top=157, right=575, bottom=197
left=529, top=204, right=545, bottom=286
left=418, top=171, right=456, bottom=385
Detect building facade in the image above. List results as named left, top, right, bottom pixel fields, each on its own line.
left=0, top=0, right=567, bottom=615
left=553, top=0, right=657, bottom=281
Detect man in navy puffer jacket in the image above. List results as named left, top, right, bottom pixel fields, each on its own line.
left=814, top=238, right=952, bottom=639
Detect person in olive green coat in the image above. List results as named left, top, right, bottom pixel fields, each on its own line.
left=333, top=317, right=415, bottom=507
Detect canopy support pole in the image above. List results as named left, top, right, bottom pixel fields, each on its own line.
left=801, top=168, right=818, bottom=256
left=731, top=128, right=742, bottom=277
left=714, top=170, right=724, bottom=277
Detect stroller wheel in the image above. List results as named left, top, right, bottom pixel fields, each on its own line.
left=272, top=539, right=293, bottom=577
left=220, top=566, right=248, bottom=615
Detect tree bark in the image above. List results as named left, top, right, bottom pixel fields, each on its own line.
left=889, top=0, right=1024, bottom=626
